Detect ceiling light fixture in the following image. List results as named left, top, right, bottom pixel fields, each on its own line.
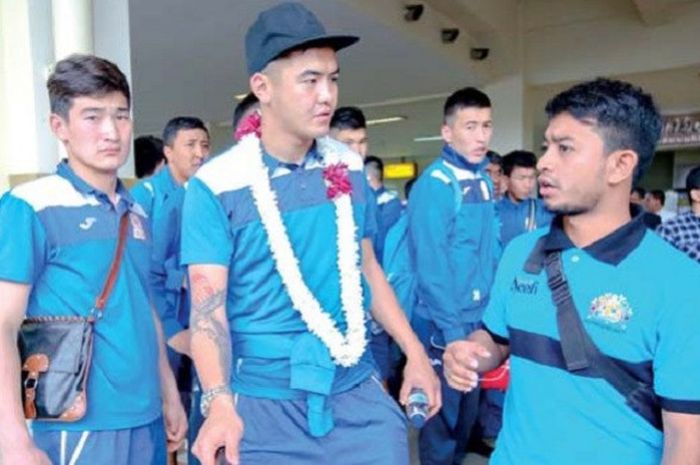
left=414, top=135, right=442, bottom=142
left=404, top=4, right=424, bottom=22
left=234, top=93, right=248, bottom=100
left=366, top=116, right=406, bottom=126
left=470, top=48, right=490, bottom=61
left=441, top=28, right=460, bottom=44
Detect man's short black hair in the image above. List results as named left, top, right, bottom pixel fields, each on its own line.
left=545, top=78, right=661, bottom=183
left=443, top=87, right=491, bottom=123
left=405, top=178, right=416, bottom=199
left=486, top=150, right=502, bottom=166
left=134, top=136, right=164, bottom=179
left=232, top=93, right=259, bottom=130
left=502, top=150, right=537, bottom=177
left=650, top=189, right=665, bottom=207
left=364, top=155, right=383, bottom=181
left=47, top=54, right=130, bottom=119
left=632, top=186, right=646, bottom=198
left=686, top=165, right=700, bottom=203
left=330, top=106, right=366, bottom=131
left=162, top=116, right=209, bottom=147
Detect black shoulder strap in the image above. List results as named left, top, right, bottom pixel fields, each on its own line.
left=523, top=236, right=547, bottom=274
left=543, top=250, right=663, bottom=430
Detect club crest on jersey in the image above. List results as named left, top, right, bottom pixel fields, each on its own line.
left=130, top=213, right=146, bottom=240
left=587, top=293, right=633, bottom=331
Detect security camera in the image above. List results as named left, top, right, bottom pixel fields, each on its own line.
left=404, top=4, right=424, bottom=22
left=441, top=28, right=460, bottom=44
left=470, top=48, right=490, bottom=60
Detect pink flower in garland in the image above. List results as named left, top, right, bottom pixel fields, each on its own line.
left=323, top=163, right=353, bottom=200
left=234, top=111, right=262, bottom=141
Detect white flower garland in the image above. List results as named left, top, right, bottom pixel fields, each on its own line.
left=240, top=135, right=367, bottom=367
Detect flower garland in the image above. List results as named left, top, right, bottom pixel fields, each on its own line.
left=238, top=134, right=367, bottom=367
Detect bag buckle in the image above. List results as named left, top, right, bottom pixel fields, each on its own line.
left=89, top=307, right=104, bottom=320
left=22, top=353, right=49, bottom=419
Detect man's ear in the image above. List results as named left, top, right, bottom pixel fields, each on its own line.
left=441, top=123, right=452, bottom=145
left=250, top=72, right=272, bottom=105
left=49, top=113, right=69, bottom=142
left=690, top=188, right=700, bottom=204
left=163, top=144, right=174, bottom=164
left=606, top=149, right=638, bottom=185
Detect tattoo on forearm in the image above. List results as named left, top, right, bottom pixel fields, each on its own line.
left=190, top=273, right=232, bottom=379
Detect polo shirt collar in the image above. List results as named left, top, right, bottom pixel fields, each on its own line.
left=441, top=144, right=489, bottom=173
left=261, top=141, right=322, bottom=175
left=543, top=205, right=647, bottom=265
left=157, top=165, right=179, bottom=192
left=56, top=160, right=137, bottom=212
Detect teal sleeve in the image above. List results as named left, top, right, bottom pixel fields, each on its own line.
left=181, top=177, right=233, bottom=267
left=0, top=193, right=47, bottom=284
left=653, top=264, right=700, bottom=412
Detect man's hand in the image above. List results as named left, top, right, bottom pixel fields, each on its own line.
left=167, top=329, right=191, bottom=358
left=1, top=441, right=53, bottom=465
left=399, top=348, right=442, bottom=418
left=162, top=387, right=188, bottom=453
left=192, top=395, right=244, bottom=465
left=443, top=340, right=491, bottom=392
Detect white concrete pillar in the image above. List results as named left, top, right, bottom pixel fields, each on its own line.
left=0, top=0, right=57, bottom=190
left=0, top=0, right=135, bottom=190
left=51, top=0, right=94, bottom=60
left=485, top=74, right=529, bottom=155
left=93, top=0, right=135, bottom=178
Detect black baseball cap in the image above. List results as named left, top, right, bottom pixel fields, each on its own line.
left=245, top=2, right=359, bottom=75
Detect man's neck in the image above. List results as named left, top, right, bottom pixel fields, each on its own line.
left=167, top=165, right=185, bottom=186
left=506, top=192, right=524, bottom=204
left=260, top=118, right=314, bottom=165
left=562, top=205, right=631, bottom=249
left=692, top=202, right=700, bottom=216
left=67, top=159, right=119, bottom=202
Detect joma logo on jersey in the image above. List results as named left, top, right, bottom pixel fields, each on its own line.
left=511, top=277, right=538, bottom=295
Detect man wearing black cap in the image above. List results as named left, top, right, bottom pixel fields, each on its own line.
left=180, top=3, right=439, bottom=465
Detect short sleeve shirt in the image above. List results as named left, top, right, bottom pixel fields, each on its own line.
left=181, top=137, right=377, bottom=393
left=483, top=214, right=700, bottom=465
left=0, top=162, right=161, bottom=431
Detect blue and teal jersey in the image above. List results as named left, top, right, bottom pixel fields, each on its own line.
left=484, top=214, right=700, bottom=465
left=131, top=167, right=188, bottom=339
left=372, top=186, right=402, bottom=265
left=407, top=144, right=500, bottom=344
left=496, top=196, right=553, bottom=246
left=0, top=161, right=161, bottom=431
left=181, top=137, right=378, bottom=431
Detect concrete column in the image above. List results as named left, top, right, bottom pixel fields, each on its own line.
left=94, top=0, right=134, bottom=179
left=0, top=0, right=135, bottom=190
left=482, top=3, right=532, bottom=155
left=485, top=74, right=528, bottom=155
left=52, top=0, right=94, bottom=60
left=0, top=0, right=57, bottom=190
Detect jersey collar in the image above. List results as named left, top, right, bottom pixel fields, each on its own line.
left=543, top=205, right=646, bottom=265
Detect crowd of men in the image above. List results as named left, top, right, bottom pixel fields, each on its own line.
left=0, top=2, right=699, bottom=465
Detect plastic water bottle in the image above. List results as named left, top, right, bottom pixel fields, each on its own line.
left=406, top=387, right=429, bottom=428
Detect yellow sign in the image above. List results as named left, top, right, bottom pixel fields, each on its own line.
left=384, top=162, right=417, bottom=179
